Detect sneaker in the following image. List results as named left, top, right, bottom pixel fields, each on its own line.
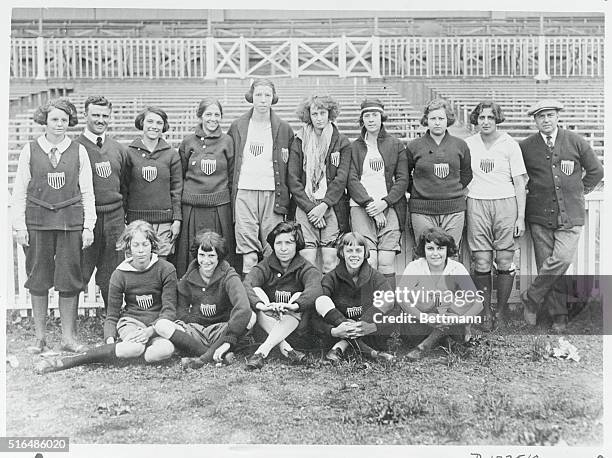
left=406, top=347, right=424, bottom=362
left=284, top=349, right=306, bottom=364
left=325, top=347, right=343, bottom=363
left=34, top=358, right=63, bottom=374
left=27, top=339, right=49, bottom=355
left=520, top=291, right=538, bottom=326
left=245, top=352, right=265, bottom=370
left=551, top=315, right=568, bottom=333
left=372, top=351, right=396, bottom=363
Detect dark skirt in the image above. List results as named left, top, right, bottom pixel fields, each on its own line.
left=175, top=203, right=235, bottom=278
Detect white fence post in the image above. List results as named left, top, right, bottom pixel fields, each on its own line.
left=371, top=35, right=381, bottom=78
left=338, top=36, right=347, bottom=78
left=35, top=36, right=46, bottom=80
left=204, top=36, right=216, bottom=80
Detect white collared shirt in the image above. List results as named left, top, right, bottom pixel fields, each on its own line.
left=11, top=135, right=97, bottom=231
left=83, top=128, right=106, bottom=146
left=540, top=128, right=559, bottom=146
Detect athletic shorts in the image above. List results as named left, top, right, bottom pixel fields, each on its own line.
left=466, top=197, right=517, bottom=252
left=234, top=189, right=284, bottom=256
left=295, top=204, right=339, bottom=248
left=116, top=316, right=165, bottom=347
left=350, top=206, right=401, bottom=252
left=410, top=211, right=465, bottom=247
left=175, top=320, right=228, bottom=348
left=152, top=222, right=175, bottom=257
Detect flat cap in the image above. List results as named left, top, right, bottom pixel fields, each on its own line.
left=527, top=99, right=564, bottom=117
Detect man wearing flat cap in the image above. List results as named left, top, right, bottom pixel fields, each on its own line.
left=519, top=99, right=603, bottom=332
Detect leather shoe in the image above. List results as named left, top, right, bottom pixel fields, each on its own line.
left=551, top=315, right=568, bottom=333
left=34, top=358, right=63, bottom=374
left=406, top=347, right=424, bottom=361
left=27, top=339, right=49, bottom=355
left=284, top=349, right=305, bottom=364
left=245, top=352, right=265, bottom=370
left=520, top=291, right=538, bottom=326
left=372, top=350, right=396, bottom=362
left=325, top=347, right=343, bottom=362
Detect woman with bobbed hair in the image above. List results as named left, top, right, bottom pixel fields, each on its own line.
left=465, top=101, right=527, bottom=330
left=243, top=221, right=323, bottom=370
left=125, top=106, right=182, bottom=260
left=154, top=230, right=255, bottom=368
left=12, top=97, right=95, bottom=354
left=35, top=220, right=178, bottom=373
left=399, top=227, right=483, bottom=361
left=314, top=232, right=396, bottom=362
left=175, top=98, right=235, bottom=278
left=288, top=94, right=352, bottom=274
left=406, top=99, right=472, bottom=248
left=346, top=98, right=409, bottom=288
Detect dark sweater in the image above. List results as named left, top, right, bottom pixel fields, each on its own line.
left=314, top=262, right=391, bottom=337
left=104, top=255, right=177, bottom=339
left=76, top=134, right=127, bottom=213
left=519, top=128, right=603, bottom=228
left=243, top=254, right=322, bottom=313
left=25, top=140, right=83, bottom=231
left=125, top=137, right=183, bottom=223
left=287, top=123, right=351, bottom=213
left=177, top=259, right=251, bottom=346
left=227, top=108, right=294, bottom=216
left=346, top=126, right=409, bottom=230
left=179, top=125, right=234, bottom=207
left=406, top=130, right=472, bottom=215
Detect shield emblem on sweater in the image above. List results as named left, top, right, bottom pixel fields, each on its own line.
left=433, top=163, right=450, bottom=179
left=479, top=158, right=495, bottom=173
left=331, top=151, right=340, bottom=168
left=95, top=161, right=112, bottom=178
left=136, top=294, right=153, bottom=310
left=200, top=303, right=217, bottom=317
left=561, top=160, right=575, bottom=176
left=369, top=157, right=384, bottom=173
left=346, top=305, right=363, bottom=319
left=275, top=290, right=292, bottom=304
left=142, top=166, right=157, bottom=182
left=249, top=142, right=263, bottom=157
left=281, top=148, right=289, bottom=163
left=47, top=172, right=65, bottom=189
left=200, top=159, right=216, bottom=175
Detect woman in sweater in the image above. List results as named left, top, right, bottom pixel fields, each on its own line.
left=287, top=95, right=351, bottom=274
left=346, top=99, right=409, bottom=288
left=175, top=98, right=235, bottom=278
left=125, top=107, right=182, bottom=259
left=154, top=231, right=254, bottom=368
left=35, top=220, right=178, bottom=373
left=400, top=227, right=483, bottom=361
left=406, top=99, right=472, bottom=248
left=243, top=221, right=323, bottom=370
left=314, top=232, right=396, bottom=362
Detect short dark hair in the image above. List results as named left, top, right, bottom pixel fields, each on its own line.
left=266, top=221, right=306, bottom=252
left=415, top=227, right=458, bottom=258
left=32, top=97, right=78, bottom=127
left=420, top=99, right=456, bottom=127
left=116, top=220, right=160, bottom=254
left=134, top=106, right=170, bottom=132
left=84, top=95, right=112, bottom=112
left=336, top=232, right=370, bottom=261
left=469, top=101, right=505, bottom=125
left=245, top=78, right=279, bottom=105
left=190, top=230, right=228, bottom=261
left=196, top=98, right=223, bottom=119
left=295, top=95, right=339, bottom=125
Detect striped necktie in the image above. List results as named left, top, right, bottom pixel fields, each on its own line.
left=48, top=147, right=58, bottom=168
left=96, top=137, right=103, bottom=148
left=545, top=135, right=554, bottom=152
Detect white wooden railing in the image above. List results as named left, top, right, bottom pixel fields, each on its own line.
left=10, top=35, right=604, bottom=80
left=5, top=193, right=602, bottom=312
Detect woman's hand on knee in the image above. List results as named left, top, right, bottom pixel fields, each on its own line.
left=213, top=343, right=231, bottom=363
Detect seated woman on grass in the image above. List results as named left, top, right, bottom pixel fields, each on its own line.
left=314, top=232, right=396, bottom=363
left=400, top=227, right=483, bottom=361
left=36, top=220, right=178, bottom=373
left=153, top=231, right=255, bottom=368
left=243, top=221, right=322, bottom=370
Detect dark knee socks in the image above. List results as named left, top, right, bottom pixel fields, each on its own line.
left=58, top=343, right=117, bottom=370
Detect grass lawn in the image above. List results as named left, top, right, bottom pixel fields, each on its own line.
left=5, top=309, right=603, bottom=446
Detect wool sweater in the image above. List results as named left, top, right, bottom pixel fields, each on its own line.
left=178, top=125, right=234, bottom=207
left=346, top=127, right=409, bottom=230
left=243, top=253, right=322, bottom=313
left=287, top=123, right=351, bottom=213
left=519, top=128, right=603, bottom=228
left=76, top=133, right=127, bottom=213
left=25, top=140, right=83, bottom=231
left=316, top=261, right=391, bottom=336
left=125, top=137, right=183, bottom=223
left=177, top=259, right=251, bottom=346
left=104, top=254, right=177, bottom=339
left=227, top=108, right=294, bottom=216
left=406, top=130, right=473, bottom=214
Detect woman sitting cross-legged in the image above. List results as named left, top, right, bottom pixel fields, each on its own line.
left=243, top=221, right=322, bottom=370
left=35, top=220, right=177, bottom=373
left=399, top=227, right=483, bottom=361
left=314, top=232, right=396, bottom=363
left=153, top=231, right=255, bottom=368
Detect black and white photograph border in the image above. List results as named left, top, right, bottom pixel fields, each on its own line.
left=1, top=0, right=611, bottom=456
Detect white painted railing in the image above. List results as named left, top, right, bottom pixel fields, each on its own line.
left=10, top=35, right=603, bottom=80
